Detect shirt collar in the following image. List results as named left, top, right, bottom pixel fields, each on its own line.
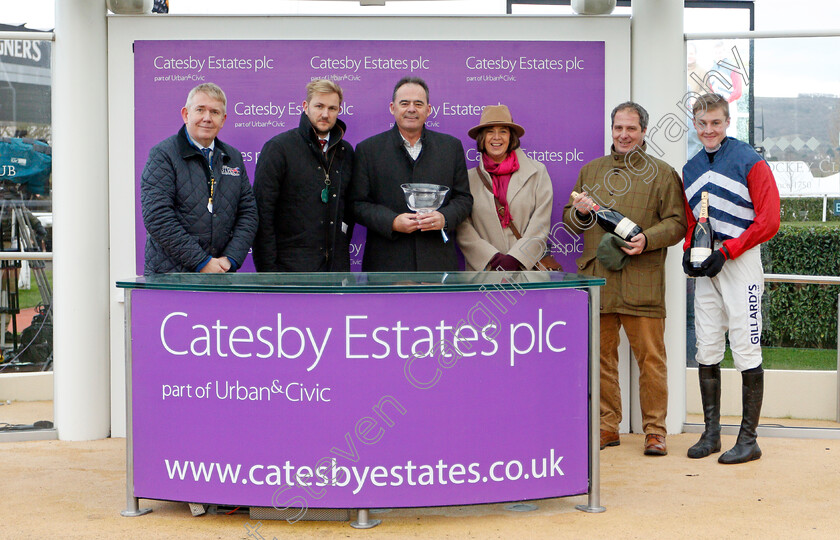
left=398, top=131, right=421, bottom=147
left=184, top=128, right=215, bottom=153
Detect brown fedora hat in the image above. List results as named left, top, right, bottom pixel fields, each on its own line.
left=467, top=104, right=525, bottom=140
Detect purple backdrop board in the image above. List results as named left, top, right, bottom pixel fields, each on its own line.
left=134, top=40, right=604, bottom=274
left=129, top=287, right=589, bottom=508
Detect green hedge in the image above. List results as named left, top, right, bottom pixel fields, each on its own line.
left=780, top=197, right=840, bottom=222
left=761, top=225, right=840, bottom=348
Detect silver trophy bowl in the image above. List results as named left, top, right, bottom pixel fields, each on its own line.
left=400, top=183, right=450, bottom=242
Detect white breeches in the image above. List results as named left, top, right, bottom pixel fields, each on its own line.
left=694, top=245, right=764, bottom=372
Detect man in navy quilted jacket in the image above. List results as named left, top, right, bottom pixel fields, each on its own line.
left=141, top=83, right=257, bottom=274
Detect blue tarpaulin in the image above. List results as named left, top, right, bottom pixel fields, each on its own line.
left=0, top=138, right=51, bottom=196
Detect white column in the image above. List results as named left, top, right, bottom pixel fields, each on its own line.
left=52, top=0, right=111, bottom=440
left=631, top=0, right=688, bottom=435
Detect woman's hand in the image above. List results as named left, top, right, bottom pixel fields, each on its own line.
left=488, top=252, right=521, bottom=271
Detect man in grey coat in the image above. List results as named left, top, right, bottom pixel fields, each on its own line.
left=141, top=83, right=257, bottom=275
left=350, top=77, right=472, bottom=271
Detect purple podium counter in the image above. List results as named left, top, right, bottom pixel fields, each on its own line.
left=116, top=271, right=606, bottom=526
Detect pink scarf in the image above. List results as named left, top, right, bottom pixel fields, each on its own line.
left=483, top=151, right=520, bottom=228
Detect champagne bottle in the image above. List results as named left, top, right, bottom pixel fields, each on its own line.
left=571, top=191, right=642, bottom=242
left=690, top=191, right=713, bottom=269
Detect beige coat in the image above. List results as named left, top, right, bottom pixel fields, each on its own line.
left=457, top=148, right=553, bottom=270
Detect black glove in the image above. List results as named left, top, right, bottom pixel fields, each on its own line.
left=488, top=253, right=521, bottom=272
left=682, top=249, right=704, bottom=277
left=700, top=249, right=726, bottom=278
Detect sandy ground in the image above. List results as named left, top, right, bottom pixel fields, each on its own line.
left=1, top=402, right=839, bottom=539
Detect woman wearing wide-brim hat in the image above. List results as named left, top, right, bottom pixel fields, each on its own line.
left=457, top=104, right=554, bottom=271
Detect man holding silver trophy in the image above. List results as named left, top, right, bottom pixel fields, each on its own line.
left=350, top=77, right=472, bottom=272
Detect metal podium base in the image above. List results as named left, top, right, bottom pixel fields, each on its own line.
left=575, top=503, right=606, bottom=513
left=120, top=507, right=153, bottom=517
left=505, top=503, right=538, bottom=512
left=350, top=509, right=382, bottom=529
